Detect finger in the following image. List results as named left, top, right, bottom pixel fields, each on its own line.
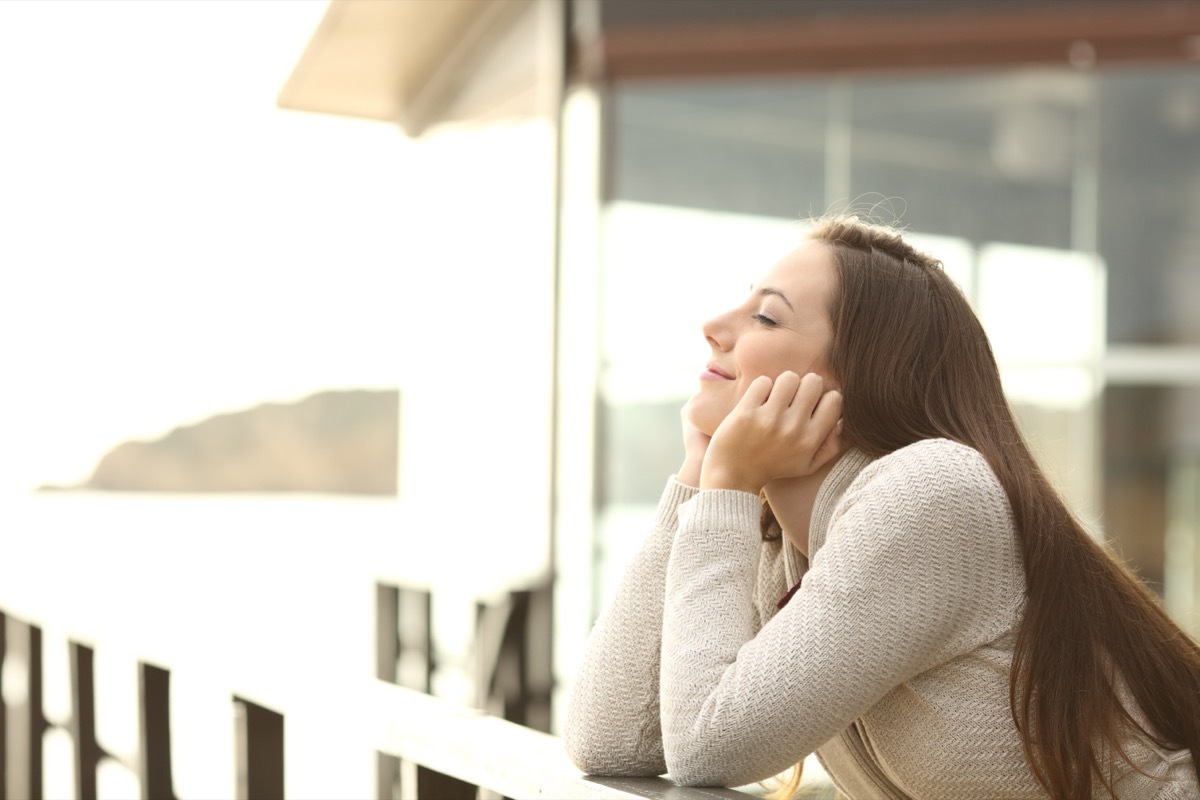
left=735, top=374, right=773, bottom=410
left=764, top=371, right=801, bottom=410
left=784, top=372, right=825, bottom=419
left=807, top=390, right=844, bottom=467
left=810, top=387, right=842, bottom=428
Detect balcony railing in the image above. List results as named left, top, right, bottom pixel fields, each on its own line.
left=371, top=681, right=758, bottom=800
left=0, top=493, right=759, bottom=799
left=0, top=600, right=758, bottom=800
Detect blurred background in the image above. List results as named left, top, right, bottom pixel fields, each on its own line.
left=1, top=0, right=1198, bottom=797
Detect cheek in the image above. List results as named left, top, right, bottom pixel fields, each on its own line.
left=741, top=343, right=827, bottom=385
left=738, top=344, right=793, bottom=384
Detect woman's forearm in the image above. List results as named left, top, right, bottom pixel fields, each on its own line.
left=563, top=477, right=697, bottom=776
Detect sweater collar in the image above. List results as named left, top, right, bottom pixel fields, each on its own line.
left=807, top=448, right=874, bottom=558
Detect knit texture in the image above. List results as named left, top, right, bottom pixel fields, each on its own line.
left=565, top=439, right=1198, bottom=799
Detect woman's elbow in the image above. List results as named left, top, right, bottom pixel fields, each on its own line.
left=664, top=744, right=736, bottom=788
left=664, top=726, right=769, bottom=788
left=562, top=703, right=618, bottom=774
left=668, top=764, right=732, bottom=788
left=564, top=727, right=665, bottom=778
left=563, top=728, right=605, bottom=775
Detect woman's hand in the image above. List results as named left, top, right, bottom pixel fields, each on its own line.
left=677, top=394, right=712, bottom=488
left=700, top=371, right=843, bottom=494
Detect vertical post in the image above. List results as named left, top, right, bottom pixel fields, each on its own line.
left=233, top=697, right=284, bottom=800
left=477, top=593, right=524, bottom=726
left=376, top=751, right=400, bottom=800
left=540, top=0, right=567, bottom=749
left=414, top=766, right=477, bottom=800
left=376, top=584, right=400, bottom=800
left=4, top=618, right=43, bottom=800
left=0, top=613, right=7, bottom=799
left=552, top=14, right=600, bottom=744
left=69, top=642, right=101, bottom=800
left=376, top=583, right=400, bottom=683
left=138, top=662, right=173, bottom=800
left=476, top=584, right=553, bottom=733
left=381, top=585, right=444, bottom=799
left=823, top=78, right=853, bottom=213
left=1069, top=88, right=1104, bottom=530
left=1165, top=454, right=1200, bottom=638
left=523, top=583, right=553, bottom=734
left=396, top=587, right=433, bottom=693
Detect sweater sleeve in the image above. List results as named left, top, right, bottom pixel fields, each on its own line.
left=659, top=440, right=1022, bottom=788
left=563, top=476, right=698, bottom=776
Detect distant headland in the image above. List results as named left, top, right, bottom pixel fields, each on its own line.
left=41, top=389, right=398, bottom=495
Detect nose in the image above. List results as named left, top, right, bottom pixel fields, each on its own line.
left=702, top=309, right=734, bottom=352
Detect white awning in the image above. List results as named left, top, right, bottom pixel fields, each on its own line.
left=277, top=0, right=534, bottom=135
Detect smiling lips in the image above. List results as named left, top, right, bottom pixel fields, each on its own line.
left=701, top=363, right=735, bottom=381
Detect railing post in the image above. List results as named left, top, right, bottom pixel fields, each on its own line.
left=233, top=696, right=284, bottom=800
left=523, top=583, right=553, bottom=733
left=476, top=583, right=553, bottom=732
left=414, top=765, right=477, bottom=800
left=4, top=617, right=44, bottom=800
left=397, top=587, right=433, bottom=693
left=139, top=662, right=174, bottom=800
left=376, top=584, right=400, bottom=685
left=69, top=642, right=101, bottom=800
left=376, top=584, right=401, bottom=800
left=377, top=583, right=475, bottom=799
left=0, top=613, right=6, bottom=800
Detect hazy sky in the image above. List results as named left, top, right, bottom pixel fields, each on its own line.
left=0, top=1, right=415, bottom=490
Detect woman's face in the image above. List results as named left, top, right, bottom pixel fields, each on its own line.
left=689, top=240, right=838, bottom=437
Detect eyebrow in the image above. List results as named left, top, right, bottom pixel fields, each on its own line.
left=757, top=286, right=795, bottom=312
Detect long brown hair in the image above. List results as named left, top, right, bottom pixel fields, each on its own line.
left=804, top=216, right=1200, bottom=798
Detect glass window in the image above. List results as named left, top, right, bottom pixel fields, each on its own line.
left=847, top=72, right=1083, bottom=249
left=611, top=80, right=829, bottom=217
left=1097, top=69, right=1200, bottom=346
left=1104, top=385, right=1200, bottom=636
left=594, top=203, right=802, bottom=597
left=593, top=64, right=1200, bottom=631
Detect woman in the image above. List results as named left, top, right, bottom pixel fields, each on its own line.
left=564, top=217, right=1200, bottom=799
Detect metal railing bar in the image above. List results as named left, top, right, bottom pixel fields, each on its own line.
left=583, top=776, right=765, bottom=799
left=370, top=681, right=755, bottom=800
left=68, top=642, right=101, bottom=800
left=138, top=662, right=174, bottom=800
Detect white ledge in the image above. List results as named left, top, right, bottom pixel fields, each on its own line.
left=369, top=681, right=756, bottom=799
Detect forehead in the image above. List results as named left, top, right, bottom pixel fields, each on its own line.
left=759, top=240, right=837, bottom=308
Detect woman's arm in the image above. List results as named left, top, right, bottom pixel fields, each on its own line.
left=563, top=476, right=696, bottom=776
left=565, top=398, right=713, bottom=775
left=660, top=440, right=1022, bottom=787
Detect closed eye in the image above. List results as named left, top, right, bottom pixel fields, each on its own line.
left=752, top=313, right=778, bottom=327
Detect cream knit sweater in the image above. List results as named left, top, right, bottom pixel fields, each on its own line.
left=565, top=439, right=1197, bottom=799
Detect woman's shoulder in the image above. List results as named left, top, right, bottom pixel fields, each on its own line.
left=842, top=438, right=1011, bottom=524
left=824, top=440, right=1022, bottom=610
left=859, top=438, right=1000, bottom=490
left=878, top=436, right=991, bottom=469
